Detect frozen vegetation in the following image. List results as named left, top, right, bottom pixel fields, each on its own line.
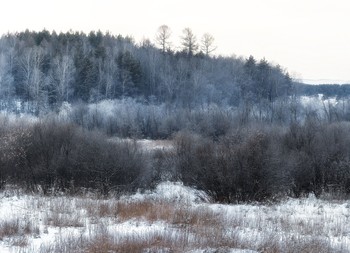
left=1, top=29, right=350, bottom=253
left=0, top=182, right=349, bottom=252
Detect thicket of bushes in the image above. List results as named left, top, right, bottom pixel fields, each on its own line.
left=1, top=114, right=350, bottom=202
left=172, top=121, right=350, bottom=201
left=0, top=118, right=148, bottom=195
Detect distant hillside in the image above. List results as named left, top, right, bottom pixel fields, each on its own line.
left=295, top=82, right=350, bottom=98
left=0, top=30, right=292, bottom=114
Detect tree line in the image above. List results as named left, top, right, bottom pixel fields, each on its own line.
left=0, top=28, right=292, bottom=115
left=296, top=83, right=350, bottom=98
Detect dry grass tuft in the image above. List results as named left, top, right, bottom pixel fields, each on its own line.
left=41, top=197, right=85, bottom=227
left=114, top=199, right=222, bottom=227
left=10, top=236, right=29, bottom=247
left=83, top=232, right=189, bottom=253
left=0, top=218, right=38, bottom=240
left=44, top=212, right=84, bottom=227
left=0, top=219, right=20, bottom=239
left=257, top=235, right=336, bottom=253
left=116, top=200, right=172, bottom=222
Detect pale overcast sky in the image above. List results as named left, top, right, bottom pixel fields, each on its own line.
left=0, top=0, right=349, bottom=83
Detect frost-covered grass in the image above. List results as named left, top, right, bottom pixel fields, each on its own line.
left=0, top=182, right=350, bottom=252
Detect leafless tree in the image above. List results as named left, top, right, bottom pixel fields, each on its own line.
left=155, top=25, right=172, bottom=53
left=181, top=28, right=198, bottom=55
left=18, top=47, right=47, bottom=113
left=201, top=33, right=217, bottom=56
left=0, top=52, right=14, bottom=107
left=50, top=54, right=75, bottom=103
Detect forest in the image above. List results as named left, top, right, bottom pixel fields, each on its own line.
left=0, top=29, right=293, bottom=113
left=1, top=29, right=350, bottom=202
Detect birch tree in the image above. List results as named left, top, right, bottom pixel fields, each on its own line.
left=0, top=52, right=14, bottom=108
left=50, top=54, right=75, bottom=104
left=18, top=47, right=47, bottom=113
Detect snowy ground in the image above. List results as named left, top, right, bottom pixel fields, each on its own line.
left=0, top=182, right=350, bottom=252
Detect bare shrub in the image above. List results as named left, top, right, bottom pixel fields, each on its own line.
left=0, top=119, right=146, bottom=195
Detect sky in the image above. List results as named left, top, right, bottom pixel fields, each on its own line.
left=0, top=0, right=349, bottom=84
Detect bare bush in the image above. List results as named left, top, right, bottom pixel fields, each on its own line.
left=0, top=119, right=146, bottom=195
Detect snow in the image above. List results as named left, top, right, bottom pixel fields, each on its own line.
left=137, top=139, right=174, bottom=151
left=123, top=181, right=210, bottom=203
left=1, top=182, right=350, bottom=252
left=108, top=137, right=174, bottom=152
left=299, top=94, right=338, bottom=110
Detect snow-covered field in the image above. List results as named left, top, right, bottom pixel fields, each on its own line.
left=0, top=182, right=350, bottom=253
